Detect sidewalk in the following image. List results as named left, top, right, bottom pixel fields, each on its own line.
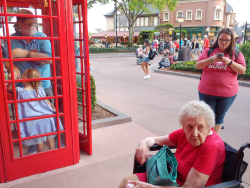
left=1, top=122, right=157, bottom=188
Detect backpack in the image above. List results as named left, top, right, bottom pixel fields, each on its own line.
left=200, top=48, right=240, bottom=80
left=173, top=56, right=178, bottom=61
left=148, top=48, right=156, bottom=60
left=195, top=42, right=199, bottom=48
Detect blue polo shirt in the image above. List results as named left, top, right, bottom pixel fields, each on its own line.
left=4, top=31, right=52, bottom=89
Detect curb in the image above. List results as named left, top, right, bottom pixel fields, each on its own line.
left=79, top=100, right=132, bottom=130
left=153, top=65, right=250, bottom=88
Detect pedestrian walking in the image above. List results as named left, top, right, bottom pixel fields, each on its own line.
left=190, top=36, right=198, bottom=60
left=159, top=40, right=164, bottom=54
left=196, top=28, right=246, bottom=134
left=141, top=39, right=151, bottom=80
left=203, top=35, right=209, bottom=50
left=197, top=37, right=204, bottom=57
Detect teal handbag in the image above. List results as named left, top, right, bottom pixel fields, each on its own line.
left=146, top=145, right=179, bottom=186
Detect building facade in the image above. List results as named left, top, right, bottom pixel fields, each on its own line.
left=160, top=0, right=236, bottom=40
left=104, top=8, right=160, bottom=32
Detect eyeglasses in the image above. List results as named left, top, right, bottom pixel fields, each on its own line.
left=218, top=38, right=231, bottom=43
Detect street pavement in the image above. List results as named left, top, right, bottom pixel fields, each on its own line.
left=2, top=55, right=250, bottom=188
left=90, top=56, right=250, bottom=187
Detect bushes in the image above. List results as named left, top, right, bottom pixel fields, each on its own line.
left=170, top=60, right=250, bottom=80
left=170, top=61, right=201, bottom=73
left=90, top=75, right=97, bottom=111
left=76, top=74, right=97, bottom=112
left=89, top=47, right=119, bottom=53
left=89, top=47, right=138, bottom=53
left=239, top=42, right=250, bottom=69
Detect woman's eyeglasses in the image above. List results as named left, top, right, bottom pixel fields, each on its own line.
left=218, top=38, right=231, bottom=43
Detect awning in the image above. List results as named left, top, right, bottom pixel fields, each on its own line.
left=90, top=31, right=140, bottom=38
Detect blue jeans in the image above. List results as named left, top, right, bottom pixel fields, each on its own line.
left=159, top=62, right=164, bottom=68
left=198, top=92, right=237, bottom=125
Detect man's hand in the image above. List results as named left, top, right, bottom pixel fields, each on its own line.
left=135, top=137, right=155, bottom=165
left=12, top=48, right=29, bottom=58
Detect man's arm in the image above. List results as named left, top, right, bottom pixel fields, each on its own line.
left=11, top=48, right=52, bottom=64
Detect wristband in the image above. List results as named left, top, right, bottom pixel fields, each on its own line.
left=209, top=57, right=214, bottom=63
left=228, top=60, right=233, bottom=66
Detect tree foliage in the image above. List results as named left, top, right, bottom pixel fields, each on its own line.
left=138, top=30, right=158, bottom=44
left=118, top=0, right=179, bottom=46
left=87, top=0, right=110, bottom=9
left=155, top=23, right=174, bottom=31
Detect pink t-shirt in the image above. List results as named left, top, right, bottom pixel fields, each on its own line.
left=169, top=128, right=225, bottom=187
left=197, top=48, right=246, bottom=97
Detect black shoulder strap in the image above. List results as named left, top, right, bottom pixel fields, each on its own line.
left=234, top=49, right=240, bottom=61
left=207, top=48, right=215, bottom=57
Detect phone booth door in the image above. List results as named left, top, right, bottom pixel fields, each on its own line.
left=0, top=0, right=79, bottom=182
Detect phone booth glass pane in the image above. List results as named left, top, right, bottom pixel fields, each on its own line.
left=0, top=0, right=79, bottom=182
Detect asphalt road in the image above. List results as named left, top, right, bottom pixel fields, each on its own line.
left=90, top=56, right=250, bottom=187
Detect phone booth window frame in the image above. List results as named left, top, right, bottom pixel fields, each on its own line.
left=0, top=0, right=92, bottom=182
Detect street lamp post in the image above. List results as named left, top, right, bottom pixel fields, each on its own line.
left=243, top=21, right=247, bottom=43
left=206, top=26, right=210, bottom=36
left=177, top=13, right=185, bottom=61
left=123, top=34, right=126, bottom=48
left=114, top=1, right=117, bottom=47
left=163, top=29, right=165, bottom=41
left=242, top=28, right=245, bottom=39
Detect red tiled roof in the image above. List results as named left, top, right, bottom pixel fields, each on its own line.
left=91, top=31, right=140, bottom=38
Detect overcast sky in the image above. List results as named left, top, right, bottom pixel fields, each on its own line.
left=87, top=0, right=250, bottom=33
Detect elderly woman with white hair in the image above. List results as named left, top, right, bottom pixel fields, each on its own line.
left=119, top=101, right=226, bottom=188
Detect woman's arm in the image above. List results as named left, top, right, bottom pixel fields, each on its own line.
left=127, top=167, right=209, bottom=188
left=220, top=57, right=246, bottom=74
left=135, top=135, right=176, bottom=165
left=196, top=55, right=223, bottom=69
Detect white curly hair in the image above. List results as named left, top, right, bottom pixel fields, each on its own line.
left=178, top=100, right=215, bottom=128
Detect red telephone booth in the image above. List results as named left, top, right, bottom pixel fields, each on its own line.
left=0, top=0, right=92, bottom=182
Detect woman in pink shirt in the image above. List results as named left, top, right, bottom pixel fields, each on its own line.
left=196, top=28, right=246, bottom=134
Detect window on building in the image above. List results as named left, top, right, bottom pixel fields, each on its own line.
left=141, top=17, right=144, bottom=26
left=186, top=10, right=192, bottom=20
left=215, top=9, right=220, bottom=19
left=136, top=17, right=140, bottom=26
left=232, top=16, right=234, bottom=24
left=154, top=17, right=158, bottom=26
left=214, top=6, right=223, bottom=21
left=145, top=17, right=149, bottom=26
left=176, top=11, right=183, bottom=21
left=149, top=17, right=154, bottom=26
left=163, top=12, right=169, bottom=21
left=120, top=16, right=124, bottom=27
left=116, top=15, right=119, bottom=27
left=195, top=10, right=202, bottom=20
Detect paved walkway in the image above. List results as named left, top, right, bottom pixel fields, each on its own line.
left=2, top=56, right=250, bottom=188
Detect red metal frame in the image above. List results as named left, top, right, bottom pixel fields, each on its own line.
left=0, top=0, right=91, bottom=182
left=73, top=0, right=92, bottom=155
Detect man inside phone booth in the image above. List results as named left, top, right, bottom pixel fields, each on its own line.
left=4, top=9, right=54, bottom=154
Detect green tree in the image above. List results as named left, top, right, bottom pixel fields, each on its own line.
left=88, top=0, right=110, bottom=9
left=117, top=0, right=179, bottom=47
left=94, top=28, right=104, bottom=33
